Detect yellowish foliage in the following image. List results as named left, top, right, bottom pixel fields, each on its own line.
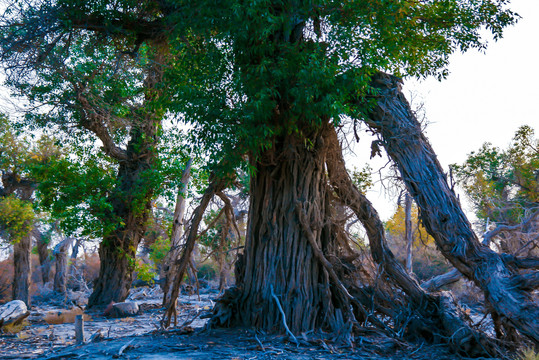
left=520, top=348, right=539, bottom=360
left=0, top=195, right=35, bottom=243
left=386, top=204, right=434, bottom=246
left=2, top=320, right=28, bottom=334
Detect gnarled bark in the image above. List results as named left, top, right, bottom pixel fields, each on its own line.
left=87, top=151, right=156, bottom=307
left=2, top=175, right=35, bottom=306
left=88, top=47, right=164, bottom=307
left=365, top=72, right=539, bottom=344
left=212, top=124, right=354, bottom=335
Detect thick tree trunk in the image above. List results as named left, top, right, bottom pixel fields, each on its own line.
left=214, top=126, right=350, bottom=334
left=88, top=49, right=163, bottom=307
left=87, top=158, right=154, bottom=307
left=12, top=233, right=31, bottom=306
left=53, top=237, right=74, bottom=294
left=366, top=72, right=539, bottom=343
left=2, top=179, right=35, bottom=306
left=34, top=229, right=51, bottom=284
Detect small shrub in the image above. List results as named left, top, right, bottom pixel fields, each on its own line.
left=148, top=236, right=170, bottom=268
left=134, top=259, right=157, bottom=285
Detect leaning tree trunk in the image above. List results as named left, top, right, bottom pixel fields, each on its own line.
left=213, top=125, right=351, bottom=334
left=325, top=125, right=498, bottom=356
left=12, top=232, right=32, bottom=306
left=162, top=174, right=229, bottom=327
left=365, top=72, right=539, bottom=343
left=404, top=193, right=413, bottom=274
left=160, top=158, right=192, bottom=305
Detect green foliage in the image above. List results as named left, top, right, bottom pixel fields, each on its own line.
left=452, top=125, right=539, bottom=225
left=148, top=236, right=170, bottom=267
left=197, top=262, right=217, bottom=281
left=0, top=196, right=35, bottom=243
left=0, top=0, right=519, bottom=243
left=162, top=0, right=517, bottom=170
left=351, top=165, right=373, bottom=194
left=519, top=348, right=539, bottom=360
left=134, top=259, right=157, bottom=285
left=30, top=150, right=118, bottom=237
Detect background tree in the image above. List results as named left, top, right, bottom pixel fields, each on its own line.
left=452, top=125, right=539, bottom=255
left=0, top=115, right=60, bottom=305
left=0, top=0, right=193, bottom=306
left=385, top=198, right=452, bottom=281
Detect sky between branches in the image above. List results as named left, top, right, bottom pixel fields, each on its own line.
left=354, top=0, right=539, bottom=221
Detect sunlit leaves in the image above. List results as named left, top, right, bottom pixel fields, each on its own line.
left=0, top=195, right=35, bottom=243
left=386, top=203, right=434, bottom=247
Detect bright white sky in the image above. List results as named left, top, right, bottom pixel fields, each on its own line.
left=357, top=0, right=539, bottom=221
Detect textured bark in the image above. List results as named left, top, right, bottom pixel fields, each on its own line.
left=12, top=233, right=31, bottom=306
left=366, top=72, right=539, bottom=344
left=87, top=149, right=156, bottom=307
left=404, top=193, right=413, bottom=274
left=212, top=124, right=351, bottom=335
left=53, top=237, right=74, bottom=294
left=88, top=49, right=163, bottom=307
left=2, top=175, right=35, bottom=306
left=421, top=268, right=461, bottom=292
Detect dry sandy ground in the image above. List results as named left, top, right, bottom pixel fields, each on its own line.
left=0, top=286, right=506, bottom=360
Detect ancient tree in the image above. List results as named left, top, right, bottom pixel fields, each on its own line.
left=2, top=0, right=536, bottom=353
